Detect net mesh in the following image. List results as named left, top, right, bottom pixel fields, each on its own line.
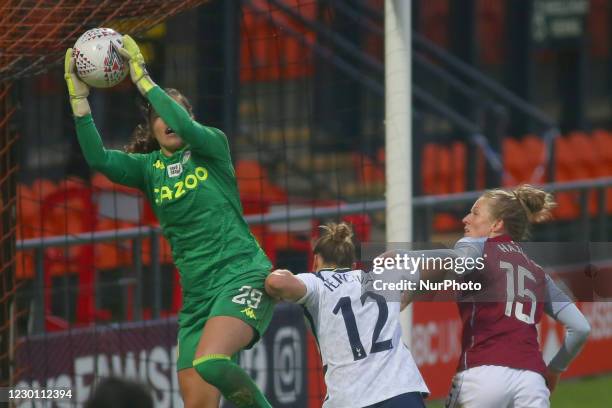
left=5, top=0, right=612, bottom=404
left=7, top=0, right=383, bottom=404
left=1, top=0, right=211, bottom=388
left=0, top=83, right=20, bottom=386
left=0, top=0, right=211, bottom=81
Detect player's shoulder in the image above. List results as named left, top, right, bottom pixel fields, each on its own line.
left=296, top=271, right=325, bottom=283
left=297, top=268, right=363, bottom=288
left=456, top=236, right=488, bottom=245
left=137, top=150, right=163, bottom=170
left=482, top=235, right=523, bottom=254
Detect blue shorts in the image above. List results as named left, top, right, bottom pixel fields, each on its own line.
left=364, top=392, right=426, bottom=408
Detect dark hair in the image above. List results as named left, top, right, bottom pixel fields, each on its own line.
left=482, top=184, right=556, bottom=240
left=124, top=88, right=193, bottom=154
left=84, top=377, right=153, bottom=408
left=313, top=222, right=356, bottom=268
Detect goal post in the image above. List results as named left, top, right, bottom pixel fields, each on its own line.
left=384, top=0, right=413, bottom=343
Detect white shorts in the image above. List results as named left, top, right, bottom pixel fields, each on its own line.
left=445, top=365, right=550, bottom=408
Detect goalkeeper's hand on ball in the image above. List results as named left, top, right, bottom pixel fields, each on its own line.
left=64, top=48, right=91, bottom=117
left=118, top=35, right=156, bottom=95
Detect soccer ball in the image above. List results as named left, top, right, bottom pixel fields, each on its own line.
left=72, top=28, right=128, bottom=88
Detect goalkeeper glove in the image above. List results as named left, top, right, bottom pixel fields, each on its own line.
left=118, top=35, right=156, bottom=95
left=64, top=48, right=91, bottom=117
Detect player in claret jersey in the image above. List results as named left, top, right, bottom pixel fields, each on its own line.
left=444, top=185, right=591, bottom=408
left=265, top=223, right=429, bottom=408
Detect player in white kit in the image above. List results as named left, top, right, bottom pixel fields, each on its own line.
left=265, top=222, right=429, bottom=408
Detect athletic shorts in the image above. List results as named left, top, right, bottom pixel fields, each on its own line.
left=445, top=365, right=550, bottom=408
left=176, top=272, right=275, bottom=371
left=364, top=392, right=426, bottom=408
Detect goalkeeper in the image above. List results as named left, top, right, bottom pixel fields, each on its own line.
left=64, top=37, right=274, bottom=408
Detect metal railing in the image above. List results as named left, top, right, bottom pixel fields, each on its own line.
left=16, top=178, right=612, bottom=333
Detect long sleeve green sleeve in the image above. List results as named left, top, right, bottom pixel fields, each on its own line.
left=146, top=86, right=231, bottom=161
left=75, top=114, right=146, bottom=190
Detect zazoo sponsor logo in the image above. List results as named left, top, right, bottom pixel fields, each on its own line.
left=154, top=166, right=208, bottom=204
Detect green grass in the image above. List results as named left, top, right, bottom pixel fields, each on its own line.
left=426, top=374, right=612, bottom=407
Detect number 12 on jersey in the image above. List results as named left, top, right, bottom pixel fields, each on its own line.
left=333, top=292, right=393, bottom=361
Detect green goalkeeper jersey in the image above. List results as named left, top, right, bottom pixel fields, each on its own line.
left=75, top=86, right=271, bottom=299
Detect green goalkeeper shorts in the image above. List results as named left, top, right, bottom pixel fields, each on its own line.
left=176, top=274, right=275, bottom=371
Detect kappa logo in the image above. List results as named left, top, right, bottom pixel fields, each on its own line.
left=240, top=307, right=257, bottom=320
left=153, top=160, right=165, bottom=170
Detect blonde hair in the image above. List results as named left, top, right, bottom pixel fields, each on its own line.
left=313, top=222, right=356, bottom=268
left=482, top=184, right=556, bottom=240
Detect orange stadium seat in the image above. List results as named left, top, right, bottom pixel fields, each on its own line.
left=449, top=141, right=466, bottom=193
left=592, top=130, right=612, bottom=213
left=236, top=160, right=287, bottom=213
left=430, top=142, right=464, bottom=232
left=377, top=146, right=385, bottom=164
left=22, top=178, right=57, bottom=237
left=42, top=184, right=96, bottom=276
left=352, top=153, right=385, bottom=186
left=422, top=143, right=438, bottom=194
left=568, top=132, right=601, bottom=215
left=420, top=143, right=462, bottom=232
left=435, top=145, right=452, bottom=194
left=17, top=179, right=59, bottom=280
left=522, top=135, right=546, bottom=183
left=554, top=138, right=581, bottom=220
left=17, top=183, right=37, bottom=279
left=343, top=214, right=372, bottom=242
left=503, top=138, right=529, bottom=183
left=91, top=172, right=164, bottom=269
left=41, top=181, right=103, bottom=324
left=553, top=168, right=581, bottom=220
left=94, top=218, right=134, bottom=270
left=567, top=132, right=599, bottom=178
left=16, top=184, right=35, bottom=279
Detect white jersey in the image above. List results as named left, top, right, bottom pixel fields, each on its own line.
left=296, top=268, right=429, bottom=408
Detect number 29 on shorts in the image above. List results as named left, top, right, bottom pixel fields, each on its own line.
left=231, top=285, right=263, bottom=309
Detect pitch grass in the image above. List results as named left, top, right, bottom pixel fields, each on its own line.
left=425, top=374, right=612, bottom=407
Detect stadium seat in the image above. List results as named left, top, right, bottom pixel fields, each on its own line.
left=342, top=214, right=372, bottom=242
left=436, top=145, right=452, bottom=194
left=236, top=160, right=287, bottom=209
left=553, top=167, right=581, bottom=221
left=433, top=213, right=463, bottom=233
left=522, top=135, right=547, bottom=183
left=16, top=183, right=37, bottom=279
left=92, top=172, right=171, bottom=268
left=94, top=218, right=134, bottom=270
left=352, top=153, right=384, bottom=185
left=556, top=135, right=599, bottom=217
left=592, top=130, right=612, bottom=213
left=449, top=141, right=466, bottom=193
left=503, top=137, right=529, bottom=183
left=18, top=180, right=60, bottom=282
left=40, top=181, right=111, bottom=325
left=593, top=130, right=612, bottom=164
left=567, top=132, right=599, bottom=179
left=377, top=146, right=385, bottom=164
left=554, top=137, right=576, bottom=220
left=421, top=143, right=437, bottom=194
